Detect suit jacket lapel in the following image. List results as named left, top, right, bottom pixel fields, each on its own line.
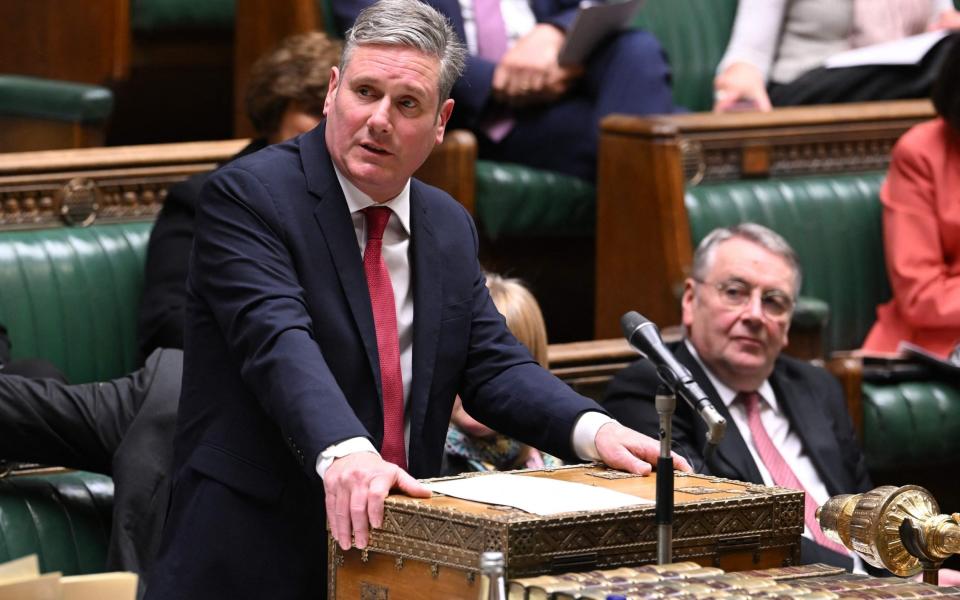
left=674, top=344, right=765, bottom=484
left=772, top=364, right=847, bottom=496
left=303, top=123, right=381, bottom=397
left=406, top=184, right=442, bottom=477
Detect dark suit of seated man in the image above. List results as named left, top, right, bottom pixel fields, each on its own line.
left=144, top=2, right=687, bottom=598
left=603, top=223, right=872, bottom=571
left=0, top=343, right=182, bottom=597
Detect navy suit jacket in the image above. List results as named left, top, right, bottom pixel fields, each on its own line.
left=603, top=342, right=872, bottom=568
left=146, top=122, right=601, bottom=600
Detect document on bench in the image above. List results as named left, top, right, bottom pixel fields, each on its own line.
left=558, top=0, right=644, bottom=67
left=825, top=30, right=951, bottom=69
left=424, top=473, right=652, bottom=515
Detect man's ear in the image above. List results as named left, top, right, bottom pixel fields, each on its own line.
left=680, top=278, right=696, bottom=329
left=434, top=98, right=455, bottom=144
left=323, top=66, right=340, bottom=117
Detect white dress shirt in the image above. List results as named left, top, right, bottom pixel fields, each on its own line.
left=316, top=167, right=613, bottom=478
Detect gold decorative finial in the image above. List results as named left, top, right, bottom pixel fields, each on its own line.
left=817, top=485, right=960, bottom=582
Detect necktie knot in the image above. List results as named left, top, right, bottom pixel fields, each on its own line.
left=364, top=206, right=392, bottom=242
left=738, top=391, right=761, bottom=416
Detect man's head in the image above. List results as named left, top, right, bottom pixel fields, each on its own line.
left=245, top=32, right=342, bottom=144
left=682, top=223, right=801, bottom=392
left=323, top=0, right=466, bottom=202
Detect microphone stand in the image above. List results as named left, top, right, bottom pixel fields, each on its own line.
left=655, top=384, right=675, bottom=565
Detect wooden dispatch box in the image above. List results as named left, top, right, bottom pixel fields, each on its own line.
left=328, top=465, right=804, bottom=599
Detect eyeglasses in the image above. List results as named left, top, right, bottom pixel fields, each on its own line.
left=695, top=278, right=794, bottom=320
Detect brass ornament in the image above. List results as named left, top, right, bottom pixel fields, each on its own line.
left=817, top=485, right=960, bottom=577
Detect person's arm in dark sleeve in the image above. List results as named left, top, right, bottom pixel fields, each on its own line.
left=137, top=177, right=202, bottom=360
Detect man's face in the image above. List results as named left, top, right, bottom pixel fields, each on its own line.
left=323, top=44, right=454, bottom=202
left=682, top=237, right=796, bottom=390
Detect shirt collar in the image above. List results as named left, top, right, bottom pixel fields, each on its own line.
left=683, top=339, right=778, bottom=412
left=333, top=163, right=412, bottom=235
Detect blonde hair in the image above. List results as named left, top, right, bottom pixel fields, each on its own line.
left=485, top=273, right=549, bottom=368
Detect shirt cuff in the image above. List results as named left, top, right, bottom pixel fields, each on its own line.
left=316, top=437, right=379, bottom=480
left=572, top=411, right=617, bottom=462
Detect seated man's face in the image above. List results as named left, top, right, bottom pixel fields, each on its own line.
left=682, top=237, right=796, bottom=390
left=322, top=43, right=454, bottom=202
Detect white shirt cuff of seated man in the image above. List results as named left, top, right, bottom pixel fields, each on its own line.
left=315, top=411, right=617, bottom=480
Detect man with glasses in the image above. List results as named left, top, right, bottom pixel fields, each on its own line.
left=603, top=223, right=871, bottom=570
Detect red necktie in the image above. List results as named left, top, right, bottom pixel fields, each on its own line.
left=363, top=207, right=406, bottom=470
left=740, top=392, right=848, bottom=556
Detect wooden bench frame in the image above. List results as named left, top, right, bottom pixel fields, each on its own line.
left=0, top=131, right=476, bottom=231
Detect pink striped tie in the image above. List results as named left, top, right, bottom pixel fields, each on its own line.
left=740, top=392, right=848, bottom=556
left=364, top=207, right=406, bottom=470
left=473, top=0, right=514, bottom=141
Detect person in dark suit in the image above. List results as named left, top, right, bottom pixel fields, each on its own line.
left=331, top=0, right=674, bottom=182
left=0, top=346, right=182, bottom=595
left=136, top=32, right=341, bottom=361
left=145, top=2, right=686, bottom=598
left=604, top=223, right=872, bottom=570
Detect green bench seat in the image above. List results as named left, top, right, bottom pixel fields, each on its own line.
left=0, top=471, right=113, bottom=575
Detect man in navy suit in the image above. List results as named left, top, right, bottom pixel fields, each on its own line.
left=145, top=1, right=686, bottom=598
left=332, top=0, right=674, bottom=181
left=603, top=223, right=872, bottom=571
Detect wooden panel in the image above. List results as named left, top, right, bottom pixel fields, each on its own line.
left=594, top=100, right=936, bottom=341
left=0, top=0, right=130, bottom=84
left=233, top=0, right=324, bottom=137
left=0, top=118, right=105, bottom=154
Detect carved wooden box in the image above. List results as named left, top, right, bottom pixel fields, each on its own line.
left=328, top=465, right=803, bottom=599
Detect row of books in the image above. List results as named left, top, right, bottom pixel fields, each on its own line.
left=507, top=562, right=960, bottom=600
left=0, top=555, right=137, bottom=600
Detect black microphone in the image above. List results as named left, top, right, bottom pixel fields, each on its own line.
left=620, top=311, right=726, bottom=448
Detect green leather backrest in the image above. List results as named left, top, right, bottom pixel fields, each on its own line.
left=862, top=381, right=960, bottom=470
left=476, top=160, right=596, bottom=239
left=131, top=0, right=235, bottom=32
left=685, top=171, right=891, bottom=353
left=0, top=471, right=113, bottom=575
left=0, top=222, right=152, bottom=383
left=0, top=76, right=114, bottom=123
left=634, top=0, right=738, bottom=112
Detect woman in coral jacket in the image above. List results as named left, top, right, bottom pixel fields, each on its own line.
left=863, top=37, right=960, bottom=359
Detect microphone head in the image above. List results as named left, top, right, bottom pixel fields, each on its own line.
left=620, top=311, right=650, bottom=339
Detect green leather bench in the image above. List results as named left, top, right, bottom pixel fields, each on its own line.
left=0, top=222, right=152, bottom=384
left=0, top=75, right=114, bottom=152
left=0, top=470, right=114, bottom=575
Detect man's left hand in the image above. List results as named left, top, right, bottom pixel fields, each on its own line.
left=595, top=422, right=692, bottom=475
left=492, top=24, right=583, bottom=107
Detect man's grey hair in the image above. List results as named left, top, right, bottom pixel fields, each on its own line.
left=340, top=0, right=467, bottom=106
left=691, top=223, right=803, bottom=296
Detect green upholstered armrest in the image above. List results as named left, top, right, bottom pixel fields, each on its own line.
left=792, top=296, right=830, bottom=330
left=0, top=471, right=113, bottom=575
left=475, top=160, right=595, bottom=239
left=0, top=222, right=152, bottom=383
left=633, top=0, right=737, bottom=112
left=131, top=0, right=234, bottom=32
left=685, top=171, right=891, bottom=353
left=861, top=381, right=960, bottom=471
left=0, top=76, right=113, bottom=123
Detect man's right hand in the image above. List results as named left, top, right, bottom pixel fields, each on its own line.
left=323, top=452, right=431, bottom=550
